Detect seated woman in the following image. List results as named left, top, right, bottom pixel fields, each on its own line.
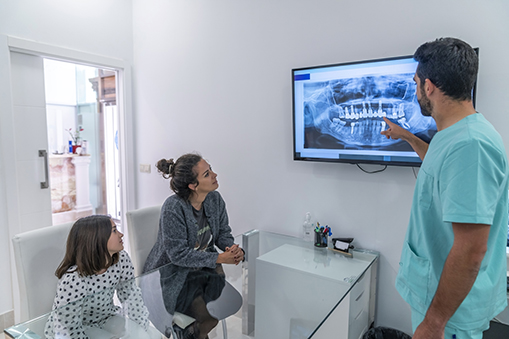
left=45, top=215, right=157, bottom=339
left=143, top=153, right=244, bottom=339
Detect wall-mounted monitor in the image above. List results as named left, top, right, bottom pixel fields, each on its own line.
left=292, top=55, right=439, bottom=167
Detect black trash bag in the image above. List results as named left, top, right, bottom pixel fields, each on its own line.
left=363, top=326, right=412, bottom=339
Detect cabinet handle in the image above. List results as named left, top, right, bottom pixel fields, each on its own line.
left=355, top=290, right=364, bottom=302
left=39, top=150, right=49, bottom=189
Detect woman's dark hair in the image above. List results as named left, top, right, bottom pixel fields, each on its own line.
left=414, top=37, right=478, bottom=101
left=55, top=215, right=119, bottom=279
left=156, top=153, right=203, bottom=201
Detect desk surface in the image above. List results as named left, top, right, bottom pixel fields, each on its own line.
left=257, top=243, right=376, bottom=283
left=5, top=230, right=379, bottom=339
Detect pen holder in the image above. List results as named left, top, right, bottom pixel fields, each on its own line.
left=314, top=232, right=328, bottom=248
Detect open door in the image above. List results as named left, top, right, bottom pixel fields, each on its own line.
left=9, top=51, right=53, bottom=233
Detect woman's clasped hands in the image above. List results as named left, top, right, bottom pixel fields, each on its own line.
left=218, top=244, right=244, bottom=265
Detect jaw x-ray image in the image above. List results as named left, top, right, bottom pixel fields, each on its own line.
left=302, top=74, right=437, bottom=151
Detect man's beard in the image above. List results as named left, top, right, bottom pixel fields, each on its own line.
left=418, top=86, right=433, bottom=117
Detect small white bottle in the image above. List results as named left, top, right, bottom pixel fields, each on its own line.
left=81, top=140, right=88, bottom=155
left=302, top=212, right=313, bottom=242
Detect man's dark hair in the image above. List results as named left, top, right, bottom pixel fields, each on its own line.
left=414, top=37, right=478, bottom=101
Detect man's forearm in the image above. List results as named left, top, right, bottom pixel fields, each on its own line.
left=404, top=133, right=429, bottom=161
left=424, top=247, right=482, bottom=330
left=421, top=223, right=488, bottom=331
left=381, top=117, right=429, bottom=160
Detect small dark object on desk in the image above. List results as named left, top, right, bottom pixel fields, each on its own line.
left=332, top=237, right=354, bottom=251
left=329, top=237, right=355, bottom=257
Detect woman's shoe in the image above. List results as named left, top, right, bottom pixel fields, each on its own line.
left=181, top=322, right=198, bottom=339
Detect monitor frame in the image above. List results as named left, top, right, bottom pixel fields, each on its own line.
left=292, top=52, right=477, bottom=168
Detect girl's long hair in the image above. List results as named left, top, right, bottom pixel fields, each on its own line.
left=55, top=215, right=119, bottom=279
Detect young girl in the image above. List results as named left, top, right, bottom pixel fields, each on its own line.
left=44, top=215, right=156, bottom=339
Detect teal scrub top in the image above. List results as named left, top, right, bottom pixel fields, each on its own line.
left=396, top=113, right=509, bottom=330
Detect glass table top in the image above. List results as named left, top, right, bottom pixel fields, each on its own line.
left=241, top=230, right=379, bottom=339
left=5, top=230, right=379, bottom=339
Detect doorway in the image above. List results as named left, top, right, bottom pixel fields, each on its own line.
left=2, top=37, right=132, bottom=237
left=43, top=59, right=121, bottom=224
left=2, top=36, right=134, bottom=323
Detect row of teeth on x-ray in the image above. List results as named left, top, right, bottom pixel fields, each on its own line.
left=331, top=117, right=395, bottom=136
left=330, top=100, right=411, bottom=134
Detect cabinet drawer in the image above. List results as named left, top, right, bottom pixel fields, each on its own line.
left=349, top=272, right=370, bottom=321
left=349, top=309, right=369, bottom=339
left=350, top=270, right=369, bottom=297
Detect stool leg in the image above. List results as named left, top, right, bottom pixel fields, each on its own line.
left=221, top=319, right=228, bottom=339
left=166, top=324, right=178, bottom=339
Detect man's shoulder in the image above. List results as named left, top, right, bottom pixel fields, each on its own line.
left=444, top=114, right=504, bottom=150
left=465, top=113, right=502, bottom=140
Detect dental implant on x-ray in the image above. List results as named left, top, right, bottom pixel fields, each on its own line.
left=303, top=74, right=435, bottom=149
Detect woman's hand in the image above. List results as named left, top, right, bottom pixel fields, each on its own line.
left=217, top=250, right=236, bottom=264
left=217, top=244, right=244, bottom=265
left=227, top=244, right=244, bottom=265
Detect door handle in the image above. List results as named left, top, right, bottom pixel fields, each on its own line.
left=39, top=150, right=49, bottom=189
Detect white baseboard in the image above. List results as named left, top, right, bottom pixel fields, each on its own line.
left=0, top=310, right=14, bottom=331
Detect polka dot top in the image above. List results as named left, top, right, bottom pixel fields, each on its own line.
left=44, top=251, right=149, bottom=339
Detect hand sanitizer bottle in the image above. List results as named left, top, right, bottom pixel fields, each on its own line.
left=302, top=212, right=313, bottom=242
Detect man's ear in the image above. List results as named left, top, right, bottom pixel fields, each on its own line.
left=424, top=78, right=436, bottom=97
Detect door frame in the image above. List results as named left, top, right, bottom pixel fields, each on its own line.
left=0, top=35, right=135, bottom=320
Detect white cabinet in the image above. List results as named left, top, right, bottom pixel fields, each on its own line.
left=254, top=244, right=378, bottom=339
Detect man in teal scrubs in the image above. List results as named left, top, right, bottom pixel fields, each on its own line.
left=382, top=37, right=509, bottom=339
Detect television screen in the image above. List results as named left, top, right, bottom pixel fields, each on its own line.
left=292, top=55, right=438, bottom=167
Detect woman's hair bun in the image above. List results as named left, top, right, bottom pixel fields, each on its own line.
left=156, top=158, right=175, bottom=179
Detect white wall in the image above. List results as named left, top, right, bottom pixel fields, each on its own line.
left=0, top=138, right=11, bottom=314
left=0, top=0, right=133, bottom=319
left=1, top=0, right=508, bottom=333
left=132, top=0, right=509, bottom=333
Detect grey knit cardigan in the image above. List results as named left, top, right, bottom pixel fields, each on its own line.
left=142, top=191, right=235, bottom=314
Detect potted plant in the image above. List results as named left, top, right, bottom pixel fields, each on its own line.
left=66, top=127, right=84, bottom=154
